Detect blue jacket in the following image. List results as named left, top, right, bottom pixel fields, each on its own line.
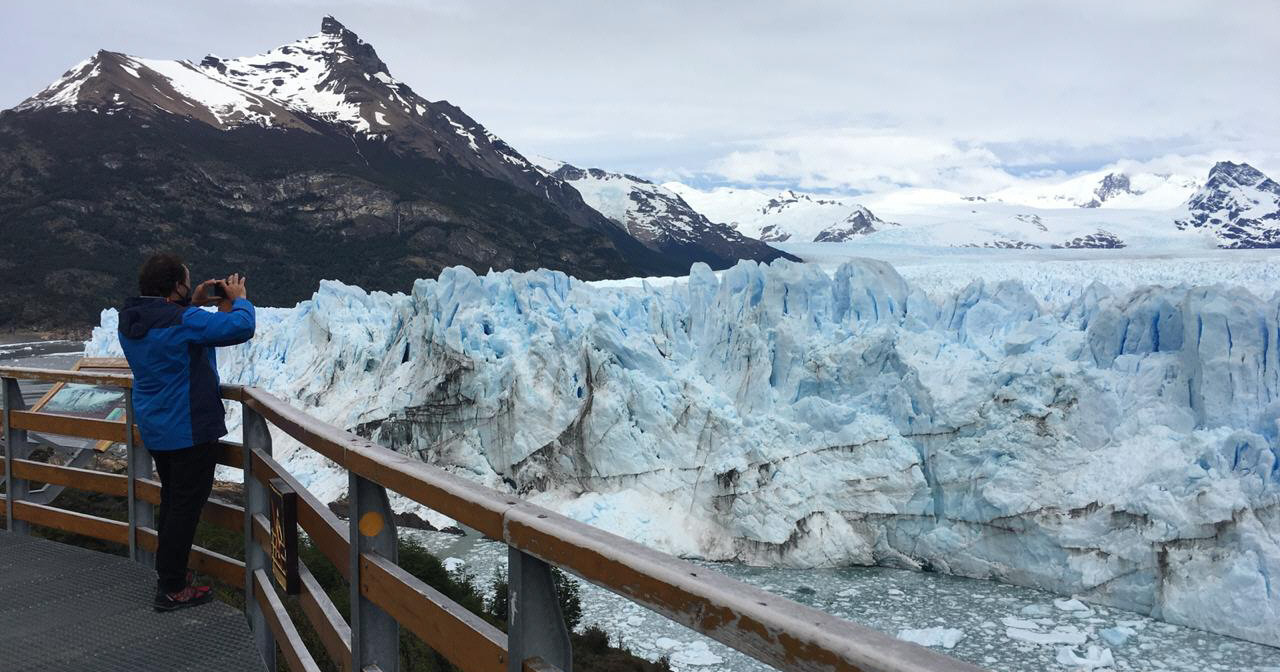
left=118, top=297, right=256, bottom=451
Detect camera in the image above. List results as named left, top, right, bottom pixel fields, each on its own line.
left=207, top=283, right=227, bottom=300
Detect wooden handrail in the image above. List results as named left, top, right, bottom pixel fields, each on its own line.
left=0, top=366, right=133, bottom=388
left=254, top=568, right=323, bottom=672
left=360, top=551, right=509, bottom=672
left=12, top=500, right=129, bottom=544
left=238, top=385, right=980, bottom=672
left=298, top=564, right=354, bottom=672
left=11, top=458, right=129, bottom=497
left=9, top=410, right=129, bottom=443
left=1, top=365, right=986, bottom=672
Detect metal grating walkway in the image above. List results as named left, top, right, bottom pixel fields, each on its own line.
left=0, top=530, right=265, bottom=672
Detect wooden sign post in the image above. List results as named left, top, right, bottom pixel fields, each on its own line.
left=268, top=477, right=300, bottom=595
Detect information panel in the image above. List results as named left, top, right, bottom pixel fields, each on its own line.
left=268, top=477, right=300, bottom=595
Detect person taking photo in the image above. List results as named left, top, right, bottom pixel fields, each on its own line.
left=117, top=253, right=255, bottom=611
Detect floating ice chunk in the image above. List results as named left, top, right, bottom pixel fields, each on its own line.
left=886, top=588, right=905, bottom=596
left=897, top=627, right=965, bottom=649
left=669, top=641, right=724, bottom=666
left=1099, top=626, right=1135, bottom=647
left=1002, top=616, right=1041, bottom=630
left=655, top=637, right=681, bottom=650
left=837, top=588, right=858, bottom=597
left=443, top=557, right=465, bottom=572
left=1006, top=627, right=1088, bottom=646
left=1055, top=645, right=1115, bottom=669
left=1021, top=604, right=1054, bottom=617
left=1054, top=598, right=1090, bottom=611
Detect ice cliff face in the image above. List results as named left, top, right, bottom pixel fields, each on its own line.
left=89, top=260, right=1280, bottom=646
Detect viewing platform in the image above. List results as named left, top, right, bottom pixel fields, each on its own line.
left=0, top=530, right=263, bottom=671
left=0, top=361, right=984, bottom=672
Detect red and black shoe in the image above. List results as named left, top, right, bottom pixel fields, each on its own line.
left=154, top=583, right=214, bottom=612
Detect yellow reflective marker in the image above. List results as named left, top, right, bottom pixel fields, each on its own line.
left=358, top=511, right=384, bottom=537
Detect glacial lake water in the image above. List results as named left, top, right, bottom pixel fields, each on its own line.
left=411, top=527, right=1280, bottom=672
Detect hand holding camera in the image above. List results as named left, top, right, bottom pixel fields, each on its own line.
left=192, top=273, right=247, bottom=310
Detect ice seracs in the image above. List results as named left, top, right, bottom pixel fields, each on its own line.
left=88, top=256, right=1280, bottom=647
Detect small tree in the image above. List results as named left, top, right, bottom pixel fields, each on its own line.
left=486, top=566, right=582, bottom=633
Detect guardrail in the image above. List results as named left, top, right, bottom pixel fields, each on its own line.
left=0, top=364, right=984, bottom=672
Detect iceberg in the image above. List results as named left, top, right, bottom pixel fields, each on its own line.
left=88, top=257, right=1280, bottom=646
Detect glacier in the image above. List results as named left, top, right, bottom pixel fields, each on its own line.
left=88, top=257, right=1280, bottom=647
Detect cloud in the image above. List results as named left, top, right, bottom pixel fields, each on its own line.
left=6, top=0, right=1279, bottom=195
left=707, top=131, right=1017, bottom=194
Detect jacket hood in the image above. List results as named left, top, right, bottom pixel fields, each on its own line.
left=119, top=297, right=184, bottom=340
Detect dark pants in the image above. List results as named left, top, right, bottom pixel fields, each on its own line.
left=150, top=441, right=218, bottom=593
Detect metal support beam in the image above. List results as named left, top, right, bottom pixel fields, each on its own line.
left=243, top=407, right=277, bottom=671
left=350, top=472, right=399, bottom=672
left=507, top=548, right=572, bottom=672
left=3, top=377, right=30, bottom=535
left=125, top=393, right=154, bottom=566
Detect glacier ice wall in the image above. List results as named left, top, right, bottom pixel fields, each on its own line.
left=89, top=259, right=1280, bottom=646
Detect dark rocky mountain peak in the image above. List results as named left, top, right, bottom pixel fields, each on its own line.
left=1095, top=173, right=1137, bottom=200
left=762, top=189, right=839, bottom=215
left=1080, top=172, right=1142, bottom=208
left=1205, top=161, right=1275, bottom=191
left=545, top=161, right=794, bottom=267
left=812, top=206, right=896, bottom=242
left=1, top=17, right=738, bottom=329
left=1175, top=162, right=1280, bottom=248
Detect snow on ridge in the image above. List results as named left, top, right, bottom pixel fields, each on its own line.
left=15, top=58, right=98, bottom=111
left=133, top=57, right=276, bottom=126
left=664, top=182, right=891, bottom=242
left=202, top=30, right=369, bottom=130
left=87, top=256, right=1280, bottom=647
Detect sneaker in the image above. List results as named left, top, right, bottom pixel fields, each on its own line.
left=154, top=585, right=214, bottom=612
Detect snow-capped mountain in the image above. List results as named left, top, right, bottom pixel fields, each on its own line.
left=662, top=185, right=897, bottom=242
left=988, top=169, right=1199, bottom=210
left=535, top=159, right=792, bottom=267
left=0, top=17, right=784, bottom=329
left=1175, top=162, right=1280, bottom=248
left=18, top=16, right=541, bottom=185
left=86, top=257, right=1280, bottom=648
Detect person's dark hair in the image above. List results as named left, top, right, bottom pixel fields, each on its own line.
left=138, top=253, right=187, bottom=297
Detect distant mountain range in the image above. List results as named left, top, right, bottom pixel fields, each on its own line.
left=662, top=185, right=899, bottom=243
left=0, top=16, right=784, bottom=329
left=665, top=162, right=1280, bottom=250
left=2, top=15, right=1275, bottom=331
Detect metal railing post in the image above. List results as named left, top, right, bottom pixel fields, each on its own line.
left=124, top=393, right=154, bottom=565
left=243, top=407, right=277, bottom=671
left=507, top=548, right=572, bottom=672
left=350, top=472, right=399, bottom=672
left=2, top=377, right=30, bottom=535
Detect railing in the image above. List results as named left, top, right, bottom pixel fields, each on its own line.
left=0, top=364, right=984, bottom=672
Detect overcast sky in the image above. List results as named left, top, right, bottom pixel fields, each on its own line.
left=6, top=0, right=1279, bottom=195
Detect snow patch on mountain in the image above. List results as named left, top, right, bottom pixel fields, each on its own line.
left=88, top=256, right=1280, bottom=646
left=1175, top=162, right=1280, bottom=249
left=537, top=160, right=790, bottom=264
left=663, top=184, right=895, bottom=242
left=989, top=169, right=1198, bottom=210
